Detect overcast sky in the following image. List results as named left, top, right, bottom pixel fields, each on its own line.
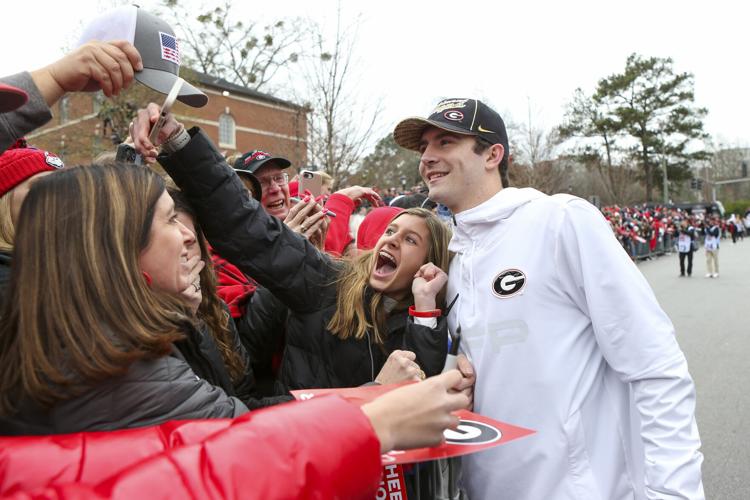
left=3, top=0, right=748, bottom=150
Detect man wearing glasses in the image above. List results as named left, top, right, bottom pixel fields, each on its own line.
left=234, top=150, right=330, bottom=244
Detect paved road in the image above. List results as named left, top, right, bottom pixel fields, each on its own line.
left=636, top=239, right=749, bottom=499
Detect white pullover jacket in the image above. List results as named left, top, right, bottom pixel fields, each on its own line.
left=449, top=188, right=704, bottom=500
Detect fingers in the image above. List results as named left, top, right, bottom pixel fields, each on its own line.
left=301, top=210, right=327, bottom=235
left=364, top=189, right=384, bottom=207
left=285, top=198, right=308, bottom=221
left=130, top=110, right=153, bottom=156
left=456, top=354, right=475, bottom=379
left=445, top=391, right=471, bottom=412
left=101, top=42, right=136, bottom=93
left=188, top=260, right=205, bottom=280
left=109, top=40, right=143, bottom=73
left=390, top=350, right=416, bottom=361
left=79, top=42, right=141, bottom=96
left=130, top=104, right=163, bottom=157
left=415, top=262, right=437, bottom=280
left=431, top=369, right=463, bottom=390
left=90, top=48, right=121, bottom=97
left=183, top=254, right=202, bottom=270
left=146, top=102, right=161, bottom=121
left=183, top=256, right=204, bottom=283
left=393, top=351, right=422, bottom=381
left=459, top=386, right=474, bottom=411
left=286, top=197, right=317, bottom=229
left=288, top=197, right=332, bottom=238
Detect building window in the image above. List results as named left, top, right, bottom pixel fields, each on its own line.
left=218, top=113, right=236, bottom=148
left=92, top=92, right=104, bottom=114
left=59, top=96, right=69, bottom=124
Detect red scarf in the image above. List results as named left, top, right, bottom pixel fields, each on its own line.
left=209, top=248, right=258, bottom=318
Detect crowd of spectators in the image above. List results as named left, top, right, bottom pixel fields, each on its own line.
left=600, top=204, right=749, bottom=260
left=0, top=6, right=720, bottom=498
left=0, top=8, right=473, bottom=499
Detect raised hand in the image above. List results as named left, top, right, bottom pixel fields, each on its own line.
left=334, top=185, right=384, bottom=207
left=375, top=350, right=424, bottom=385
left=455, top=354, right=476, bottom=411
left=412, top=262, right=448, bottom=311
left=361, top=369, right=470, bottom=452
left=31, top=41, right=143, bottom=105
left=285, top=196, right=329, bottom=248
left=129, top=103, right=183, bottom=162
left=178, top=255, right=205, bottom=314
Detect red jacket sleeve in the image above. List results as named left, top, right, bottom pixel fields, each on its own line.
left=0, top=397, right=382, bottom=500
left=323, top=193, right=356, bottom=257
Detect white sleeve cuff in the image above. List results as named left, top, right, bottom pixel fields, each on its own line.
left=413, top=316, right=437, bottom=329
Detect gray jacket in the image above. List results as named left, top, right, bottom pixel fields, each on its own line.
left=0, top=346, right=248, bottom=436
left=0, top=72, right=52, bottom=153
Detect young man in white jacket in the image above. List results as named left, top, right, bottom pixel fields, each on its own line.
left=393, top=99, right=704, bottom=500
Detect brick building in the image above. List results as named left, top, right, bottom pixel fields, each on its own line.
left=27, top=71, right=308, bottom=168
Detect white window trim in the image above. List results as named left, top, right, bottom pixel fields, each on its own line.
left=218, top=113, right=236, bottom=149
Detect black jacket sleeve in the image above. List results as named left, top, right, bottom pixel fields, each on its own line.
left=236, top=286, right=288, bottom=373
left=158, top=128, right=337, bottom=314
left=401, top=316, right=449, bottom=377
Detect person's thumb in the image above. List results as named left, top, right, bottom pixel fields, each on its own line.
left=432, top=369, right=463, bottom=390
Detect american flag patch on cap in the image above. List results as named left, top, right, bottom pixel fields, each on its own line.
left=159, top=32, right=181, bottom=65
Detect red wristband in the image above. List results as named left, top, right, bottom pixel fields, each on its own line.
left=409, top=305, right=441, bottom=318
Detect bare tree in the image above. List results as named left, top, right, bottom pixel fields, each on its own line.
left=507, top=101, right=569, bottom=194
left=161, top=0, right=306, bottom=91
left=708, top=141, right=750, bottom=200
left=298, top=9, right=381, bottom=187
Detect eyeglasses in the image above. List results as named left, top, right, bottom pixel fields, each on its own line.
left=258, top=172, right=289, bottom=189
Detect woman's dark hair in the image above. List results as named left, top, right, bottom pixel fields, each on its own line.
left=168, top=188, right=246, bottom=383
left=0, top=163, right=188, bottom=415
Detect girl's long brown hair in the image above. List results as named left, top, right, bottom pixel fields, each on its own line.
left=169, top=188, right=246, bottom=383
left=0, top=164, right=189, bottom=415
left=327, top=208, right=451, bottom=344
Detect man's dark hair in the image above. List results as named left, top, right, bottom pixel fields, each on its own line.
left=473, top=137, right=509, bottom=188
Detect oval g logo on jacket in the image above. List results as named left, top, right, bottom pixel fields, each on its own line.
left=492, top=269, right=526, bottom=298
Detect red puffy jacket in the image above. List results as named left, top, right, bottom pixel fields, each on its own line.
left=0, top=396, right=381, bottom=499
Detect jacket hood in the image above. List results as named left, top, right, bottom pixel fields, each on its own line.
left=450, top=187, right=546, bottom=252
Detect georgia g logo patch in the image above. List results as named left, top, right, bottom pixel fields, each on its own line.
left=492, top=269, right=526, bottom=298
left=444, top=110, right=464, bottom=121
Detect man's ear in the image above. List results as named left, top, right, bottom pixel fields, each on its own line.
left=484, top=144, right=504, bottom=172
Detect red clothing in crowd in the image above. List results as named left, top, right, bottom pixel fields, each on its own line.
left=323, top=193, right=357, bottom=256
left=0, top=396, right=381, bottom=500
left=210, top=248, right=258, bottom=318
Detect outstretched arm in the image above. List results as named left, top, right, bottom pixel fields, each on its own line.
left=131, top=104, right=336, bottom=313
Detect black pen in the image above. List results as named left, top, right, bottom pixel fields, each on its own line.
left=442, top=325, right=462, bottom=372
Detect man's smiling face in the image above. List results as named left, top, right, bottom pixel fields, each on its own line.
left=418, top=127, right=487, bottom=213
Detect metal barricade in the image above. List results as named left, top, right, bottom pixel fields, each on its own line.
left=633, top=234, right=675, bottom=261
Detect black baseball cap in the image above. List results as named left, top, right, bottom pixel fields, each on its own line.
left=78, top=6, right=208, bottom=108
left=393, top=98, right=508, bottom=161
left=232, top=169, right=262, bottom=202
left=233, top=150, right=291, bottom=174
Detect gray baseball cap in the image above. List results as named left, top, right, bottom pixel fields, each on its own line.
left=78, top=5, right=208, bottom=108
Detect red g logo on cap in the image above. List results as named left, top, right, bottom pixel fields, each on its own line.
left=444, top=110, right=464, bottom=121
